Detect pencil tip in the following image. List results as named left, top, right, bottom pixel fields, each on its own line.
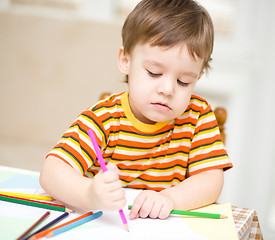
left=47, top=232, right=53, bottom=238
left=220, top=215, right=227, bottom=219
left=124, top=224, right=130, bottom=232
left=65, top=208, right=73, bottom=213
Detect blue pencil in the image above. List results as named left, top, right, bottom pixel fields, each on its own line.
left=46, top=211, right=103, bottom=238
left=26, top=212, right=69, bottom=240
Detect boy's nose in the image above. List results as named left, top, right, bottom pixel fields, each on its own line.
left=157, top=78, right=175, bottom=96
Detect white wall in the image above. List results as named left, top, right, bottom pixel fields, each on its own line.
left=0, top=7, right=126, bottom=170
left=197, top=1, right=275, bottom=239
left=232, top=1, right=275, bottom=238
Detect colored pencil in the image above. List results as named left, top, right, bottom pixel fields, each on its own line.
left=128, top=205, right=227, bottom=219
left=170, top=209, right=227, bottom=219
left=87, top=129, right=129, bottom=232
left=16, top=211, right=50, bottom=240
left=0, top=194, right=72, bottom=213
left=0, top=191, right=53, bottom=201
left=27, top=212, right=69, bottom=240
left=30, top=211, right=96, bottom=239
left=46, top=211, right=103, bottom=238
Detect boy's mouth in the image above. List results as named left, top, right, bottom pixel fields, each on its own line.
left=151, top=102, right=172, bottom=111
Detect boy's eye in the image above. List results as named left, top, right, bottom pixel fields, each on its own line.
left=147, top=70, right=162, bottom=77
left=177, top=79, right=189, bottom=86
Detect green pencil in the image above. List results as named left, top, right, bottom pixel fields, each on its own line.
left=128, top=205, right=227, bottom=219
left=0, top=194, right=72, bottom=213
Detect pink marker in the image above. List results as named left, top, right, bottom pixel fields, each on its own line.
left=87, top=129, right=129, bottom=232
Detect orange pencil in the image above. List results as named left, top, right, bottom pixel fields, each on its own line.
left=30, top=212, right=95, bottom=240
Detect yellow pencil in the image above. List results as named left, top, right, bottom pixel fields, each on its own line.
left=0, top=191, right=52, bottom=201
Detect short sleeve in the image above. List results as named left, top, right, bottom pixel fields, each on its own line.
left=187, top=104, right=233, bottom=176
left=46, top=109, right=106, bottom=176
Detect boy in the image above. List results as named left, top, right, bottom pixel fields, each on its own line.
left=40, top=0, right=232, bottom=220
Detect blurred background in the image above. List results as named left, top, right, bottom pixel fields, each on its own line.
left=0, top=0, right=274, bottom=238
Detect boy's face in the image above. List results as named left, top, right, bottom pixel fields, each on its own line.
left=118, top=43, right=204, bottom=124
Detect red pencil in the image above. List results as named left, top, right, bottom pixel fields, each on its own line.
left=0, top=194, right=72, bottom=212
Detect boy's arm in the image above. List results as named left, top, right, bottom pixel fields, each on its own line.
left=130, top=169, right=224, bottom=219
left=40, top=156, right=126, bottom=210
left=161, top=168, right=224, bottom=210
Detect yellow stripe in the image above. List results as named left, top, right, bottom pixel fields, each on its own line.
left=0, top=191, right=52, bottom=201
left=198, top=111, right=213, bottom=122
left=195, top=126, right=219, bottom=138
left=191, top=98, right=208, bottom=109
left=171, top=138, right=191, bottom=144
left=62, top=135, right=96, bottom=168
left=120, top=130, right=169, bottom=140
left=80, top=115, right=101, bottom=132
left=174, top=123, right=196, bottom=131
left=119, top=166, right=187, bottom=175
left=189, top=155, right=229, bottom=168
left=103, top=117, right=120, bottom=126
left=190, top=141, right=223, bottom=155
left=121, top=178, right=181, bottom=186
left=93, top=103, right=118, bottom=114
left=116, top=142, right=170, bottom=152
left=73, top=116, right=107, bottom=149
left=56, top=148, right=84, bottom=175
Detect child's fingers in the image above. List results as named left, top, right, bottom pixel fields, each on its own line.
left=109, top=196, right=127, bottom=211
left=129, top=206, right=140, bottom=219
left=92, top=162, right=126, bottom=210
left=110, top=188, right=126, bottom=202
left=109, top=180, right=124, bottom=193
left=130, top=190, right=174, bottom=219
left=130, top=191, right=148, bottom=219
left=158, top=205, right=172, bottom=219
left=103, top=187, right=126, bottom=210
left=106, top=162, right=120, bottom=174
left=138, top=198, right=154, bottom=218
left=103, top=170, right=120, bottom=183
left=149, top=201, right=163, bottom=219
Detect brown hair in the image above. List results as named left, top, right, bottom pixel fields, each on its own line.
left=122, top=0, right=214, bottom=73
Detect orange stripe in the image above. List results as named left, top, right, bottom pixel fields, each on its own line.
left=126, top=185, right=166, bottom=191
left=188, top=163, right=233, bottom=176
left=191, top=134, right=221, bottom=149
left=47, top=93, right=232, bottom=191
left=189, top=149, right=228, bottom=163
left=117, top=159, right=188, bottom=171
left=54, top=142, right=88, bottom=174
left=120, top=172, right=186, bottom=183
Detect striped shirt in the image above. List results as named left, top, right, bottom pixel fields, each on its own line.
left=47, top=92, right=232, bottom=191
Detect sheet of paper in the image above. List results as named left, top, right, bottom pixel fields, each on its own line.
left=183, top=202, right=238, bottom=240
left=0, top=188, right=238, bottom=240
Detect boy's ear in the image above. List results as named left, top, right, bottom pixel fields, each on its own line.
left=197, top=71, right=204, bottom=80
left=118, top=46, right=130, bottom=75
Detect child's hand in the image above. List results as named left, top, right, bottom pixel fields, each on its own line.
left=130, top=190, right=174, bottom=219
left=89, top=162, right=126, bottom=211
